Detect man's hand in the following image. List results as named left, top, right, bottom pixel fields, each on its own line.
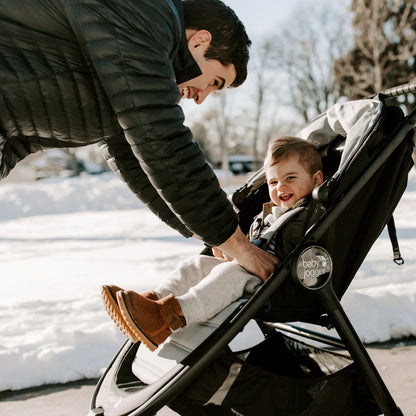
left=218, top=226, right=279, bottom=282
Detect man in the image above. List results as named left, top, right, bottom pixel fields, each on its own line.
left=0, top=0, right=278, bottom=279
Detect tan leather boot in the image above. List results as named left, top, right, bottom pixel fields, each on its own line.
left=101, top=284, right=158, bottom=342
left=117, top=291, right=186, bottom=351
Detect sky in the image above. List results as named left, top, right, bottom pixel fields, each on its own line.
left=222, top=0, right=327, bottom=40
left=217, top=0, right=352, bottom=48
left=223, top=0, right=295, bottom=38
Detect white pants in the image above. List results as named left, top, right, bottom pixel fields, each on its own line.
left=154, top=255, right=262, bottom=325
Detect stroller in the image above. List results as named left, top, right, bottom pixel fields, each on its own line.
left=88, top=85, right=416, bottom=416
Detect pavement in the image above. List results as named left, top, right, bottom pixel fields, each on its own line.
left=0, top=340, right=415, bottom=416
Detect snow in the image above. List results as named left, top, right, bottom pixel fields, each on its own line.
left=1, top=171, right=416, bottom=391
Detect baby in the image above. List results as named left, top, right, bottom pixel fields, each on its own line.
left=102, top=136, right=324, bottom=351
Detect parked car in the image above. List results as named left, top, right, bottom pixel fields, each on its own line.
left=228, top=155, right=256, bottom=175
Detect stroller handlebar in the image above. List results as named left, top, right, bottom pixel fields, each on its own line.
left=379, top=81, right=416, bottom=99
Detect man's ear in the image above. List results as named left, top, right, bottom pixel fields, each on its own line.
left=188, top=29, right=212, bottom=49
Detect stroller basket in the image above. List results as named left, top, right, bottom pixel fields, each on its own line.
left=89, top=93, right=415, bottom=416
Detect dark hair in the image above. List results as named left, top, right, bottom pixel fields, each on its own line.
left=264, top=136, right=323, bottom=174
left=183, top=0, right=251, bottom=88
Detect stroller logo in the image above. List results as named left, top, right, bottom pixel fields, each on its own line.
left=296, top=246, right=332, bottom=290
left=302, top=255, right=327, bottom=269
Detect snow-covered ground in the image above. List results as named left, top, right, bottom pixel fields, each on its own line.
left=1, top=171, right=415, bottom=391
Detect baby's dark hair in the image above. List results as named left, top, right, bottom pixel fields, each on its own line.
left=264, top=136, right=323, bottom=174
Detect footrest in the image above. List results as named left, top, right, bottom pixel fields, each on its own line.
left=132, top=300, right=264, bottom=384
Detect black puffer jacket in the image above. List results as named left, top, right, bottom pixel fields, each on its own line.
left=0, top=0, right=238, bottom=246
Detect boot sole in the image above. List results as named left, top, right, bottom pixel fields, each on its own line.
left=117, top=293, right=158, bottom=352
left=101, top=285, right=139, bottom=343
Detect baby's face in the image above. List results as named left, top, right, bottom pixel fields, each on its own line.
left=266, top=157, right=323, bottom=209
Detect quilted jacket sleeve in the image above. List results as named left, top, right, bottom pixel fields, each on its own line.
left=63, top=0, right=238, bottom=247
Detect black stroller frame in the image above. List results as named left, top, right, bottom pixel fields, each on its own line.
left=89, top=85, right=416, bottom=416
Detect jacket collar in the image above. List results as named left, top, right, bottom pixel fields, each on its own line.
left=171, top=0, right=202, bottom=84
left=262, top=195, right=312, bottom=222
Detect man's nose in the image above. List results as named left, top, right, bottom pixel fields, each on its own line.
left=194, top=88, right=211, bottom=105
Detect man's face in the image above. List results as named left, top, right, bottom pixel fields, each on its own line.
left=177, top=30, right=236, bottom=105
left=266, top=156, right=323, bottom=210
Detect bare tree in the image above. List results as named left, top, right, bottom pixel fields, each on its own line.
left=213, top=93, right=233, bottom=174
left=248, top=38, right=281, bottom=169
left=270, top=2, right=351, bottom=123
left=190, top=91, right=241, bottom=182
left=333, top=0, right=416, bottom=110
left=190, top=121, right=212, bottom=162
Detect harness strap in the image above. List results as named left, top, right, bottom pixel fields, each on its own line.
left=250, top=207, right=304, bottom=250
left=387, top=216, right=404, bottom=265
